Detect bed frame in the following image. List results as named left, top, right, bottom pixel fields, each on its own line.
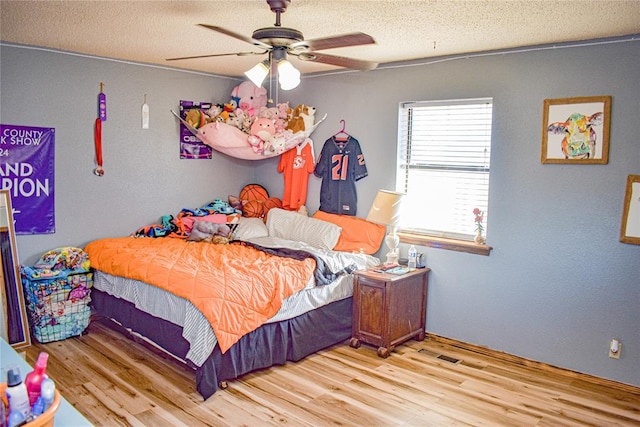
left=91, top=288, right=353, bottom=399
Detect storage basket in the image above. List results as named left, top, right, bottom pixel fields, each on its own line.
left=21, top=267, right=92, bottom=343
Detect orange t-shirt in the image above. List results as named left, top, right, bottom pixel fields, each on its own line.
left=278, top=140, right=315, bottom=210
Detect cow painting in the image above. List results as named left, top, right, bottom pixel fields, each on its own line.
left=547, top=111, right=603, bottom=160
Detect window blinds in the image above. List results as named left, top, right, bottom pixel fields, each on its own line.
left=396, top=98, right=493, bottom=238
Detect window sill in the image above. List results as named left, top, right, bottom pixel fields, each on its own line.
left=398, top=231, right=492, bottom=256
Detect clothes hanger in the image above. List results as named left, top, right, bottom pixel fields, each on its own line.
left=333, top=119, right=350, bottom=141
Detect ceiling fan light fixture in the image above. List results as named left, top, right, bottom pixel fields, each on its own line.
left=277, top=59, right=300, bottom=90
left=244, top=60, right=270, bottom=87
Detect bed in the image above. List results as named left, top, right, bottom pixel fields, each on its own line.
left=84, top=208, right=385, bottom=400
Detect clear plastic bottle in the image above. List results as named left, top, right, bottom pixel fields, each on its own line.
left=25, top=352, right=49, bottom=406
left=408, top=245, right=417, bottom=269
left=5, top=366, right=31, bottom=419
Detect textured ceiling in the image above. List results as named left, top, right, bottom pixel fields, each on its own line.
left=1, top=0, right=639, bottom=77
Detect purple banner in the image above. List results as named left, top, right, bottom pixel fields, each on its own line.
left=0, top=124, right=55, bottom=234
left=179, top=100, right=213, bottom=159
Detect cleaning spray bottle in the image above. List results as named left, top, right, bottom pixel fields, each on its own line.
left=24, top=352, right=49, bottom=406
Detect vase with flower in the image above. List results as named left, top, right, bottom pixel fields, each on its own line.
left=473, top=207, right=486, bottom=244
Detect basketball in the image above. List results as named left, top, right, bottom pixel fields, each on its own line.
left=263, top=197, right=282, bottom=212
left=242, top=199, right=264, bottom=218
left=263, top=197, right=283, bottom=221
left=239, top=184, right=269, bottom=202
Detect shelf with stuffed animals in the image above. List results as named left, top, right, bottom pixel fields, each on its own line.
left=172, top=81, right=326, bottom=161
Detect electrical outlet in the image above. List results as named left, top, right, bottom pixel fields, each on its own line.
left=609, top=339, right=622, bottom=359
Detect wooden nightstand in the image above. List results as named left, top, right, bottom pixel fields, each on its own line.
left=350, top=267, right=429, bottom=358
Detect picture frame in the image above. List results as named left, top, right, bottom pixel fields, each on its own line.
left=620, top=174, right=640, bottom=245
left=0, top=190, right=31, bottom=349
left=541, top=96, right=611, bottom=164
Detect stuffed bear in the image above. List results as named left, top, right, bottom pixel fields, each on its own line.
left=274, top=102, right=291, bottom=133
left=231, top=81, right=268, bottom=118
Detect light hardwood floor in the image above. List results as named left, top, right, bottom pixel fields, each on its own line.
left=25, top=319, right=640, bottom=426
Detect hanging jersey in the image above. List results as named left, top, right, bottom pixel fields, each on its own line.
left=278, top=139, right=315, bottom=210
left=314, top=136, right=367, bottom=216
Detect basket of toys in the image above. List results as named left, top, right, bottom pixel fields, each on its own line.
left=20, top=247, right=92, bottom=343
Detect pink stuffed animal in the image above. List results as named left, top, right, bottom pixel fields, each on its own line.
left=274, top=102, right=291, bottom=133
left=247, top=117, right=276, bottom=153
left=231, top=81, right=268, bottom=117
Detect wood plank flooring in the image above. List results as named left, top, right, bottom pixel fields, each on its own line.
left=25, top=319, right=640, bottom=426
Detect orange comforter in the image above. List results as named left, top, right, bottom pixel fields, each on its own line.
left=84, top=237, right=315, bottom=352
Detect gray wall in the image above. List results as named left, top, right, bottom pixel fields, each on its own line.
left=1, top=45, right=254, bottom=264
left=2, top=38, right=639, bottom=387
left=262, top=39, right=640, bottom=387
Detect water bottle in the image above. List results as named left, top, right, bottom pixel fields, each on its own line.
left=408, top=245, right=417, bottom=269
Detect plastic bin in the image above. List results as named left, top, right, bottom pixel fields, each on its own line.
left=21, top=267, right=92, bottom=343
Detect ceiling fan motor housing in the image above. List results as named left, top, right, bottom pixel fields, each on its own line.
left=252, top=27, right=304, bottom=47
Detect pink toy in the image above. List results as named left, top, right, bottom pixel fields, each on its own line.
left=231, top=81, right=268, bottom=117
left=274, top=102, right=290, bottom=132
left=248, top=117, right=276, bottom=153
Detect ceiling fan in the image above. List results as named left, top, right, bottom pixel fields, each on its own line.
left=166, top=0, right=378, bottom=72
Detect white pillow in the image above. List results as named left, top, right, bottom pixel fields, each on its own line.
left=266, top=208, right=342, bottom=250
left=234, top=217, right=269, bottom=240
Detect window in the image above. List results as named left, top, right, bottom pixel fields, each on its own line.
left=396, top=98, right=492, bottom=243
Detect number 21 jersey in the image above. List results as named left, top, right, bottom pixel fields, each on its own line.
left=314, top=136, right=367, bottom=216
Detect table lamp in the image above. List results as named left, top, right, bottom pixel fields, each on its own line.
left=367, top=190, right=405, bottom=264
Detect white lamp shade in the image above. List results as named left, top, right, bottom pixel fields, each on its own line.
left=278, top=59, right=301, bottom=90
left=367, top=190, right=405, bottom=226
left=244, top=61, right=270, bottom=87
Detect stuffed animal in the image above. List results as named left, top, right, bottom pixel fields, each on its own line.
left=301, top=105, right=316, bottom=131
left=231, top=81, right=268, bottom=117
left=274, top=102, right=291, bottom=132
left=205, top=104, right=225, bottom=123
left=263, top=134, right=287, bottom=156
left=185, top=109, right=208, bottom=128
left=226, top=114, right=243, bottom=130
left=258, top=106, right=278, bottom=120
left=247, top=117, right=276, bottom=153
left=187, top=221, right=232, bottom=243
left=228, top=108, right=252, bottom=133
left=287, top=104, right=315, bottom=133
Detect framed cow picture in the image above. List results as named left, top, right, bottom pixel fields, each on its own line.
left=541, top=96, right=611, bottom=164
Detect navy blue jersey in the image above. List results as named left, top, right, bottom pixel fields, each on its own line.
left=314, top=136, right=368, bottom=216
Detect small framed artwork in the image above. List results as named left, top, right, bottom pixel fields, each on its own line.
left=541, top=96, right=611, bottom=164
left=620, top=174, right=640, bottom=245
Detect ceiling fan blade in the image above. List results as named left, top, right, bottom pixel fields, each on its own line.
left=293, top=32, right=376, bottom=51
left=198, top=24, right=272, bottom=49
left=166, top=51, right=266, bottom=61
left=298, top=52, right=378, bottom=71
